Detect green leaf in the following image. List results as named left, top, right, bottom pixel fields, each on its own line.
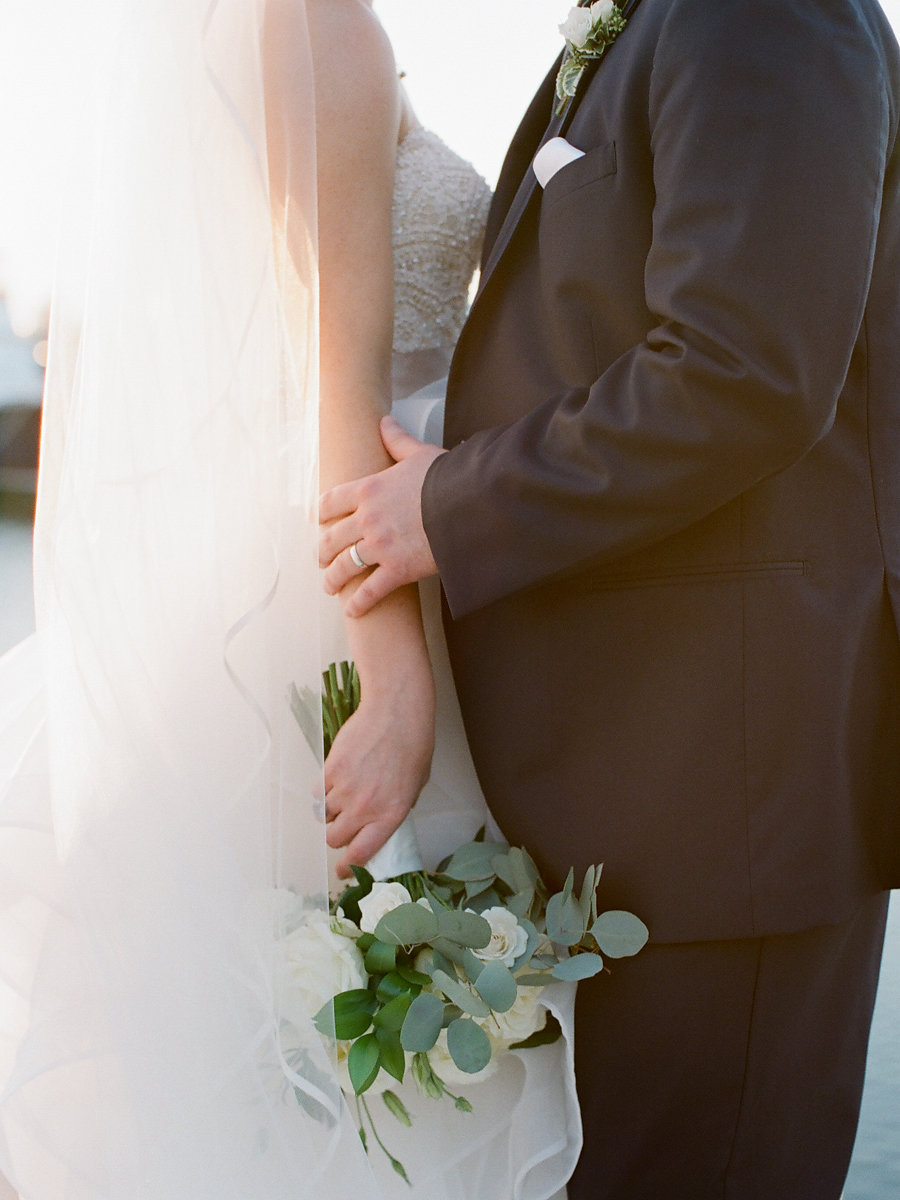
left=591, top=911, right=650, bottom=959
left=435, top=909, right=492, bottom=949
left=446, top=1018, right=492, bottom=1074
left=396, top=966, right=431, bottom=991
left=505, top=889, right=535, bottom=920
left=400, top=992, right=445, bottom=1052
left=546, top=891, right=587, bottom=947
left=333, top=867, right=374, bottom=927
left=348, top=1033, right=381, bottom=1095
left=382, top=1090, right=413, bottom=1127
left=374, top=992, right=414, bottom=1033
left=364, top=939, right=397, bottom=976
left=578, top=866, right=597, bottom=927
left=315, top=989, right=376, bottom=1040
left=510, top=1012, right=562, bottom=1051
left=442, top=840, right=505, bottom=883
left=506, top=847, right=541, bottom=893
left=473, top=961, right=518, bottom=1012
left=431, top=969, right=491, bottom=1018
left=513, top=971, right=552, bottom=988
left=375, top=1027, right=406, bottom=1083
left=465, top=886, right=503, bottom=912
left=375, top=902, right=439, bottom=946
left=490, top=852, right=520, bottom=892
left=454, top=1095, right=474, bottom=1113
left=376, top=971, right=413, bottom=1004
left=551, top=952, right=605, bottom=981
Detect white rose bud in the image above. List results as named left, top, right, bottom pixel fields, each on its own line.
left=471, top=907, right=528, bottom=968
left=558, top=6, right=594, bottom=47
left=358, top=881, right=413, bottom=934
left=590, top=0, right=617, bottom=26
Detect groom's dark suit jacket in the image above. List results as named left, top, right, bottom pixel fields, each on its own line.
left=422, top=0, right=900, bottom=943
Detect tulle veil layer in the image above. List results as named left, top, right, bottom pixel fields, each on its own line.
left=0, top=1, right=378, bottom=1195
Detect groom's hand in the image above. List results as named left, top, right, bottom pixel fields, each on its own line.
left=318, top=415, right=445, bottom=617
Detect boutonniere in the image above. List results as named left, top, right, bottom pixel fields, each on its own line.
left=555, top=1, right=627, bottom=114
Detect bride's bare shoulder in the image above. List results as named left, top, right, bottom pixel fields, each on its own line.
left=307, top=0, right=398, bottom=101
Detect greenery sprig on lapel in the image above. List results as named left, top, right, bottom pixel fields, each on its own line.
left=555, top=0, right=628, bottom=114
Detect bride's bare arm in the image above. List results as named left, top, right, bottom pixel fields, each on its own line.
left=308, top=0, right=434, bottom=876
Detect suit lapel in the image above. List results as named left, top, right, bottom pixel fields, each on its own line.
left=476, top=0, right=647, bottom=299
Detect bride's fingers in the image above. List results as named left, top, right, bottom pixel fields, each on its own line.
left=317, top=512, right=360, bottom=569
left=318, top=479, right=363, bottom=525
left=333, top=823, right=395, bottom=880
left=322, top=542, right=376, bottom=596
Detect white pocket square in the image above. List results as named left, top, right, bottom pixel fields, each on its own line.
left=532, top=137, right=586, bottom=189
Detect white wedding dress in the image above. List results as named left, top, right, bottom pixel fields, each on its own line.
left=0, top=4, right=580, bottom=1195
left=323, top=123, right=582, bottom=1200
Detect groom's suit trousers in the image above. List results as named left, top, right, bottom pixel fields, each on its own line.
left=568, top=893, right=889, bottom=1200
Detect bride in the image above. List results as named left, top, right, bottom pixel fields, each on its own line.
left=0, top=1, right=579, bottom=1196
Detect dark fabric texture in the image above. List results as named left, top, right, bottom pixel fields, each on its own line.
left=567, top=893, right=889, bottom=1199
left=422, top=0, right=900, bottom=942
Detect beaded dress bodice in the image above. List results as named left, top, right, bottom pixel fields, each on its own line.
left=391, top=126, right=492, bottom=370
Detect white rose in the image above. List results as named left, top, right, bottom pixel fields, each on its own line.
left=558, top=6, right=593, bottom=47
left=279, top=910, right=367, bottom=1029
left=427, top=1028, right=498, bottom=1089
left=358, top=881, right=413, bottom=934
left=485, top=987, right=548, bottom=1049
left=590, top=0, right=617, bottom=26
left=471, top=907, right=528, bottom=968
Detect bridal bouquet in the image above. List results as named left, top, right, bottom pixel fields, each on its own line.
left=287, top=664, right=648, bottom=1181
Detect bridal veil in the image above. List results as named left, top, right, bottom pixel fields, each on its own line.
left=0, top=1, right=377, bottom=1194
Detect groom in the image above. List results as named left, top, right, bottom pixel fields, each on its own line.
left=319, top=0, right=900, bottom=1195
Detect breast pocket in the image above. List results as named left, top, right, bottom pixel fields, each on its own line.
left=540, top=140, right=617, bottom=211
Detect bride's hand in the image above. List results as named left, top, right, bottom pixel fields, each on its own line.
left=322, top=671, right=435, bottom=878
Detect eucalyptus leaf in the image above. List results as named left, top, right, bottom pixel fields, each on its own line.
left=512, top=917, right=540, bottom=970
left=506, top=847, right=540, bottom=892
left=505, top=890, right=535, bottom=920
left=490, top=852, right=520, bottom=891
left=375, top=902, right=439, bottom=946
left=400, top=992, right=445, bottom=1052
left=579, top=866, right=597, bottom=926
left=446, top=1018, right=492, bottom=1074
left=436, top=908, right=491, bottom=949
left=514, top=972, right=553, bottom=987
left=591, top=910, right=650, bottom=959
left=546, top=891, right=586, bottom=947
left=551, top=952, right=605, bottom=981
left=473, top=961, right=518, bottom=1012
left=561, top=867, right=575, bottom=905
left=443, top=841, right=504, bottom=883
left=465, top=886, right=503, bottom=912
left=431, top=969, right=491, bottom=1018
left=348, top=1033, right=381, bottom=1095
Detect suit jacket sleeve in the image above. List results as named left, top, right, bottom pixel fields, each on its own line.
left=422, top=0, right=895, bottom=619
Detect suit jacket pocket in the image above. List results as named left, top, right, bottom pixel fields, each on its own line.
left=541, top=140, right=617, bottom=210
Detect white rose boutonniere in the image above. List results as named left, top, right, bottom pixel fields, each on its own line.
left=556, top=1, right=627, bottom=114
